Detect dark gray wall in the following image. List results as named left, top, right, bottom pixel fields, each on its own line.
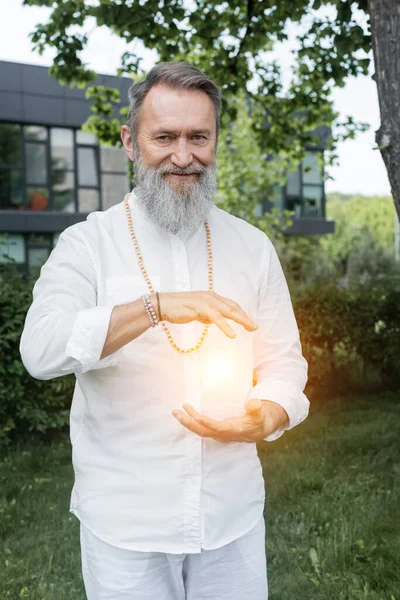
left=0, top=210, right=335, bottom=235
left=285, top=217, right=334, bottom=235
left=0, top=60, right=131, bottom=127
left=0, top=210, right=89, bottom=233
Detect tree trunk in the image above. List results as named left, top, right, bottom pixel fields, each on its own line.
left=368, top=0, right=400, bottom=220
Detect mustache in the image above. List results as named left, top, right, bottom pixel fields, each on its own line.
left=156, top=163, right=208, bottom=176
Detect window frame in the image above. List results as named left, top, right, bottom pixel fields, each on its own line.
left=0, top=123, right=25, bottom=210
left=25, top=232, right=54, bottom=278
left=283, top=149, right=326, bottom=218
left=76, top=138, right=102, bottom=211
left=24, top=125, right=52, bottom=210
left=0, top=120, right=129, bottom=214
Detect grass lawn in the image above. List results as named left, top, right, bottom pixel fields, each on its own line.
left=1, top=391, right=399, bottom=599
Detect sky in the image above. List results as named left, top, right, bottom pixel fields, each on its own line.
left=0, top=1, right=391, bottom=197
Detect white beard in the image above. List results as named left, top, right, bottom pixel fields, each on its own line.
left=132, top=154, right=217, bottom=235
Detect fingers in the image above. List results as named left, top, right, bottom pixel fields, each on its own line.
left=172, top=408, right=214, bottom=438
left=213, top=294, right=258, bottom=333
left=163, top=291, right=258, bottom=339
left=209, top=310, right=236, bottom=338
left=172, top=404, right=264, bottom=443
left=182, top=403, right=224, bottom=432
left=201, top=294, right=257, bottom=339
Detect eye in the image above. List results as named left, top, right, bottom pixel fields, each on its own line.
left=192, top=135, right=207, bottom=142
left=156, top=135, right=171, bottom=142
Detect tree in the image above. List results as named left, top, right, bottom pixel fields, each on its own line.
left=323, top=193, right=399, bottom=283
left=215, top=93, right=293, bottom=240
left=25, top=1, right=400, bottom=216
left=23, top=0, right=371, bottom=168
left=277, top=193, right=399, bottom=293
left=368, top=1, right=400, bottom=219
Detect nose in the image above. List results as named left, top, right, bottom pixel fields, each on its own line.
left=170, top=137, right=193, bottom=168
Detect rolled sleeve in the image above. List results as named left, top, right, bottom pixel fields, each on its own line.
left=247, top=235, right=310, bottom=442
left=250, top=382, right=310, bottom=441
left=63, top=305, right=123, bottom=374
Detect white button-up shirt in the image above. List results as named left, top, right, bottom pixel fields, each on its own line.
left=20, top=190, right=309, bottom=554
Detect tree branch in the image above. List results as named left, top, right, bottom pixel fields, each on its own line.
left=228, top=0, right=255, bottom=75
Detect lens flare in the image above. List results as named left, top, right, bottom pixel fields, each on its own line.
left=202, top=353, right=234, bottom=389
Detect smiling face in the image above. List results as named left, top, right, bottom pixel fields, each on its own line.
left=121, top=84, right=218, bottom=234
left=122, top=83, right=217, bottom=191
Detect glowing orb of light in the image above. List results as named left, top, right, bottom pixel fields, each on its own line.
left=202, top=353, right=235, bottom=390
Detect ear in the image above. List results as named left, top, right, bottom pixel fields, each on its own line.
left=121, top=124, right=135, bottom=162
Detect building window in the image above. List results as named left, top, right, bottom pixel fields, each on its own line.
left=77, top=130, right=101, bottom=212
left=100, top=146, right=130, bottom=210
left=50, top=128, right=75, bottom=212
left=272, top=150, right=324, bottom=218
left=301, top=152, right=324, bottom=217
left=25, top=142, right=47, bottom=186
left=0, top=123, right=24, bottom=210
left=270, top=184, right=284, bottom=212
left=0, top=231, right=63, bottom=278
left=26, top=233, right=53, bottom=278
left=78, top=147, right=98, bottom=187
left=53, top=170, right=75, bottom=213
left=51, top=128, right=74, bottom=170
left=285, top=167, right=303, bottom=218
left=0, top=233, right=25, bottom=271
left=78, top=188, right=99, bottom=213
left=25, top=126, right=49, bottom=210
left=0, top=122, right=129, bottom=213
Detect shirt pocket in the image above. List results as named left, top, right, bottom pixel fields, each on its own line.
left=105, top=274, right=163, bottom=341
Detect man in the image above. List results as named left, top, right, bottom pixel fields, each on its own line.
left=20, top=61, right=309, bottom=599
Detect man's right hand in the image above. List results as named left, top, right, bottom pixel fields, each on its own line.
left=101, top=290, right=258, bottom=360
left=156, top=291, right=258, bottom=338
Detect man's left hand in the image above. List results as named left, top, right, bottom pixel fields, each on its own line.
left=172, top=398, right=289, bottom=443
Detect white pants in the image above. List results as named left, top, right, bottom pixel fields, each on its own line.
left=80, top=516, right=268, bottom=600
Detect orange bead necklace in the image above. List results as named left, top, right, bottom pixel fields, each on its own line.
left=123, top=193, right=212, bottom=353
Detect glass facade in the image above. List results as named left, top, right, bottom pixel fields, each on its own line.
left=0, top=122, right=130, bottom=276
left=270, top=150, right=325, bottom=218
left=0, top=123, right=24, bottom=210
left=26, top=233, right=54, bottom=279
left=0, top=233, right=25, bottom=265
left=285, top=167, right=303, bottom=218
left=0, top=231, right=58, bottom=278
left=100, top=146, right=131, bottom=210
left=0, top=122, right=129, bottom=212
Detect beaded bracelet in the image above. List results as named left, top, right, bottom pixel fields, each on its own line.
left=156, top=291, right=162, bottom=322
left=141, top=293, right=159, bottom=327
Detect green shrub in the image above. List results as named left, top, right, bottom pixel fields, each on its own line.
left=0, top=264, right=74, bottom=447
left=295, top=273, right=400, bottom=403
left=294, top=280, right=353, bottom=401
left=346, top=275, right=400, bottom=388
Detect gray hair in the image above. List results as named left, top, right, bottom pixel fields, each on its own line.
left=126, top=61, right=222, bottom=145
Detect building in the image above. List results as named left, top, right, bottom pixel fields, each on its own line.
left=0, top=60, right=334, bottom=278
left=264, top=123, right=334, bottom=235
